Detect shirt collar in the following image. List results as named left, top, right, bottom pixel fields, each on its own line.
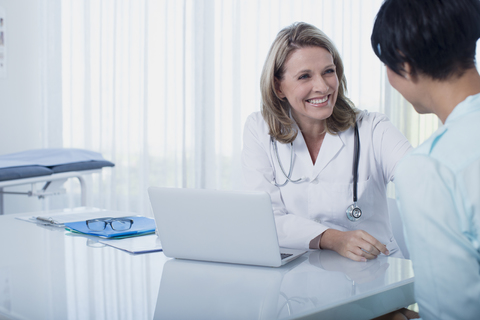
left=445, top=92, right=480, bottom=124
left=417, top=92, right=480, bottom=155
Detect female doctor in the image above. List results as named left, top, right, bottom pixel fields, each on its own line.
left=242, top=22, right=412, bottom=262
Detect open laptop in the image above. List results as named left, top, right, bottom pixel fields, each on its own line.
left=148, top=187, right=306, bottom=267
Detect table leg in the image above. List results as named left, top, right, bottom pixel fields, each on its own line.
left=0, top=187, right=4, bottom=215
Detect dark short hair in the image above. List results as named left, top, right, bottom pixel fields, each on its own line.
left=371, top=0, right=480, bottom=80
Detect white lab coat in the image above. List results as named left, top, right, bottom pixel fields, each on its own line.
left=241, top=111, right=412, bottom=255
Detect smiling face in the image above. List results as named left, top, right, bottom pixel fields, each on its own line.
left=276, top=46, right=339, bottom=128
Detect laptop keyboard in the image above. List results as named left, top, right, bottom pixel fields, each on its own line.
left=281, top=253, right=293, bottom=260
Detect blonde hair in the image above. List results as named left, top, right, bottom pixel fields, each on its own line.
left=260, top=22, right=357, bottom=144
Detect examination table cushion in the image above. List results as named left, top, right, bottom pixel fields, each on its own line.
left=0, top=149, right=115, bottom=182
left=0, top=166, right=53, bottom=182
left=50, top=160, right=115, bottom=174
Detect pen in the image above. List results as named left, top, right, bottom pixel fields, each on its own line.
left=36, top=216, right=58, bottom=224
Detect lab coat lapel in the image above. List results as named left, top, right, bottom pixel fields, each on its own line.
left=311, top=133, right=344, bottom=180
left=292, top=131, right=314, bottom=171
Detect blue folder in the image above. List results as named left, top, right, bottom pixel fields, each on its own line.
left=64, top=216, right=156, bottom=238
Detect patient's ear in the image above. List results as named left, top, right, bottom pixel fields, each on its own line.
left=274, top=78, right=286, bottom=99
left=402, top=63, right=417, bottom=82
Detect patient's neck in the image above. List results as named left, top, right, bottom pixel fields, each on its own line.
left=418, top=68, right=480, bottom=123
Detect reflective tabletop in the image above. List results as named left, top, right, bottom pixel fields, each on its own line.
left=0, top=209, right=414, bottom=320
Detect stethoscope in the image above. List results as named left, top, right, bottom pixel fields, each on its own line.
left=269, top=122, right=362, bottom=222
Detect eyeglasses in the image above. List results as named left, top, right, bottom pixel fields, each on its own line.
left=86, top=217, right=134, bottom=231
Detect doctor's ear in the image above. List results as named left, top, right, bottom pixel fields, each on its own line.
left=274, top=78, right=286, bottom=99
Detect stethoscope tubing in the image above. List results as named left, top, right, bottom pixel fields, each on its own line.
left=271, top=137, right=304, bottom=187
left=353, top=122, right=360, bottom=203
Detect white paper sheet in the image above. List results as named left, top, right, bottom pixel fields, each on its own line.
left=99, top=234, right=162, bottom=254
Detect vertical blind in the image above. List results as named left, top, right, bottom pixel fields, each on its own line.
left=60, top=0, right=440, bottom=215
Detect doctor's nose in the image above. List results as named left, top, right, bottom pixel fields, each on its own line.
left=313, top=76, right=329, bottom=94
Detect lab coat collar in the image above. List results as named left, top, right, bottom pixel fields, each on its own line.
left=291, top=129, right=311, bottom=171
left=311, top=132, right=344, bottom=180
left=293, top=129, right=344, bottom=181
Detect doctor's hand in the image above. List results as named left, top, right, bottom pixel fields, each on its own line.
left=319, top=229, right=389, bottom=262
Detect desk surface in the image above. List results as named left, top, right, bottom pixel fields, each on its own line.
left=0, top=209, right=415, bottom=320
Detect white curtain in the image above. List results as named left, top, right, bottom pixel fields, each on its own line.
left=60, top=0, right=440, bottom=216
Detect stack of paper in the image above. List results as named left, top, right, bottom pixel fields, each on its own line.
left=65, top=217, right=163, bottom=254
left=65, top=216, right=156, bottom=238
left=17, top=211, right=162, bottom=254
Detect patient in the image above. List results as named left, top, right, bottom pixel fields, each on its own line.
left=371, top=0, right=480, bottom=319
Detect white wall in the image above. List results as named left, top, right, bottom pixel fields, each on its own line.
left=0, top=0, right=42, bottom=154
left=0, top=0, right=62, bottom=214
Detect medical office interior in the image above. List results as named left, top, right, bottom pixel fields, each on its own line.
left=0, top=0, right=477, bottom=319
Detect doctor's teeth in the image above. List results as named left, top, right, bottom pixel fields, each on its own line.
left=309, top=97, right=328, bottom=104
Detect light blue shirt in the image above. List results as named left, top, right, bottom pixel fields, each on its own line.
left=395, top=93, right=480, bottom=320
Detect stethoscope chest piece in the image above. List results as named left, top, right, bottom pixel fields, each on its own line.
left=346, top=202, right=362, bottom=221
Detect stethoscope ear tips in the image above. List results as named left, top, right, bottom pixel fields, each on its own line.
left=346, top=203, right=362, bottom=222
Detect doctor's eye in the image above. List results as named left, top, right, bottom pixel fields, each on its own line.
left=324, top=68, right=336, bottom=75
left=298, top=73, right=310, bottom=80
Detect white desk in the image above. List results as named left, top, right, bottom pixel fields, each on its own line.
left=0, top=209, right=415, bottom=320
